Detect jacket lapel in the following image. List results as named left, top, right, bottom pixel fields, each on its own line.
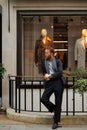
left=45, top=59, right=49, bottom=74
left=52, top=57, right=58, bottom=71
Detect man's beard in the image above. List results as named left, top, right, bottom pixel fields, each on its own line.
left=46, top=55, right=51, bottom=60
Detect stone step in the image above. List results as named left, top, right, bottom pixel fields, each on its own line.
left=7, top=108, right=87, bottom=125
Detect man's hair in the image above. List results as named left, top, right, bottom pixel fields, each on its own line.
left=44, top=46, right=54, bottom=54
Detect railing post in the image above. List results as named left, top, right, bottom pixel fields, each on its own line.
left=66, top=77, right=68, bottom=116
left=15, top=77, right=18, bottom=113
left=18, top=77, right=21, bottom=113
left=24, top=81, right=26, bottom=111
left=82, top=93, right=84, bottom=112
left=31, top=81, right=33, bottom=111
left=39, top=81, right=42, bottom=112
left=11, top=80, right=14, bottom=108
left=9, top=76, right=11, bottom=107
left=72, top=77, right=75, bottom=116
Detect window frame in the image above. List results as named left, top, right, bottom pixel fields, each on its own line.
left=17, top=10, right=87, bottom=75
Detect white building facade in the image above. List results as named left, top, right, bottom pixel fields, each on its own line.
left=1, top=0, right=87, bottom=110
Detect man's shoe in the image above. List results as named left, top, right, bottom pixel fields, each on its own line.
left=52, top=123, right=58, bottom=129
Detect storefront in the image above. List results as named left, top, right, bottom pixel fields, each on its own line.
left=17, top=10, right=87, bottom=77
left=1, top=0, right=87, bottom=109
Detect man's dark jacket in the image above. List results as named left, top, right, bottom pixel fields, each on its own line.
left=42, top=57, right=64, bottom=82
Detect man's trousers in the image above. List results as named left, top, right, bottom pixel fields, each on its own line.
left=41, top=79, right=64, bottom=123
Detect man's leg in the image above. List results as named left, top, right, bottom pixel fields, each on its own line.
left=54, top=81, right=64, bottom=123
left=41, top=82, right=55, bottom=112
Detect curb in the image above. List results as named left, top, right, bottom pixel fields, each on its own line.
left=7, top=108, right=53, bottom=124
left=7, top=108, right=87, bottom=125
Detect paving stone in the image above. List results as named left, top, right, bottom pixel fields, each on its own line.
left=0, top=125, right=10, bottom=130
left=0, top=114, right=87, bottom=130
left=0, top=125, right=87, bottom=130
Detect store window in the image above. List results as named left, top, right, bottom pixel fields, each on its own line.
left=17, top=14, right=87, bottom=77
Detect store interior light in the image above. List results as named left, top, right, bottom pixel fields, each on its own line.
left=51, top=25, right=53, bottom=29
left=59, top=34, right=62, bottom=37
left=81, top=20, right=84, bottom=24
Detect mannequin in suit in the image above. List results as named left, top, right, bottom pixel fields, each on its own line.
left=75, top=29, right=87, bottom=69
left=35, top=28, right=54, bottom=74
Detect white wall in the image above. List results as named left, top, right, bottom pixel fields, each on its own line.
left=1, top=0, right=17, bottom=108
left=1, top=0, right=11, bottom=109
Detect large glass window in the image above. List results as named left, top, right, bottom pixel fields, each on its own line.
left=18, top=15, right=87, bottom=77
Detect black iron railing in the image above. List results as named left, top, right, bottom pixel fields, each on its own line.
left=9, top=75, right=87, bottom=116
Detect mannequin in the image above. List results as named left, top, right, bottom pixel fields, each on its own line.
left=75, top=29, right=87, bottom=69
left=35, top=28, right=54, bottom=74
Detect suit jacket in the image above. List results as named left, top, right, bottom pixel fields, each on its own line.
left=42, top=57, right=63, bottom=80
left=34, top=36, right=53, bottom=74
left=75, top=38, right=85, bottom=69
left=35, top=36, right=53, bottom=64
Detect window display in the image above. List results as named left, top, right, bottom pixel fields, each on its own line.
left=35, top=28, right=53, bottom=74
left=20, top=16, right=87, bottom=77
left=75, top=29, right=87, bottom=69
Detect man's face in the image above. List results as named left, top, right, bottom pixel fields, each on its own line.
left=45, top=49, right=51, bottom=60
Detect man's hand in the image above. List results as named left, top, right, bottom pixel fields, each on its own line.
left=44, top=74, right=50, bottom=81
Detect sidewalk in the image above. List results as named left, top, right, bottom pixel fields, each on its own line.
left=0, top=115, right=87, bottom=130
left=0, top=124, right=87, bottom=130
